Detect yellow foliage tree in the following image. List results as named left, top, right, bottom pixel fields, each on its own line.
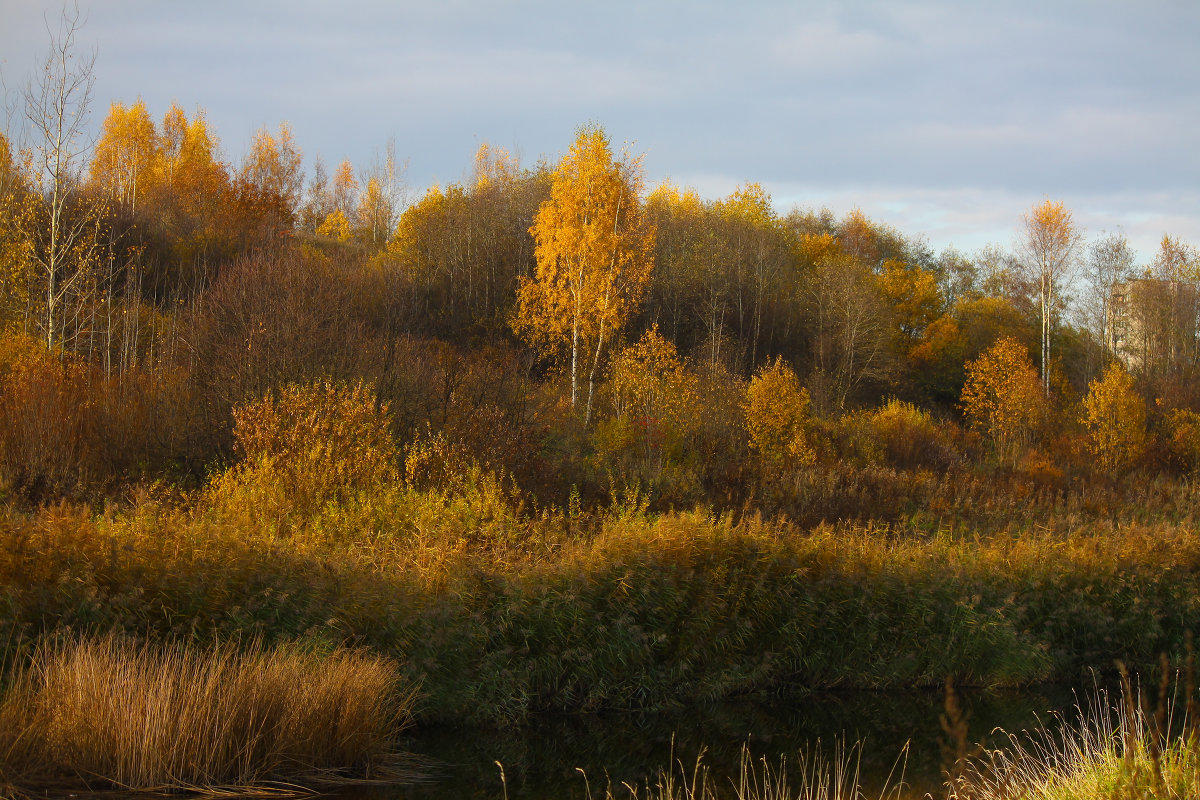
left=332, top=159, right=359, bottom=220
left=514, top=124, right=654, bottom=425
left=155, top=104, right=227, bottom=206
left=237, top=123, right=303, bottom=226
left=876, top=258, right=942, bottom=351
left=960, top=337, right=1045, bottom=465
left=0, top=132, right=34, bottom=331
left=388, top=184, right=444, bottom=281
left=1080, top=364, right=1146, bottom=476
left=744, top=357, right=816, bottom=471
left=355, top=176, right=387, bottom=246
left=90, top=99, right=157, bottom=214
left=595, top=326, right=699, bottom=481
left=1019, top=199, right=1081, bottom=396
left=316, top=209, right=352, bottom=242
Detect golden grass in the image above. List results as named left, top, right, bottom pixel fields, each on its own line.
left=953, top=690, right=1200, bottom=799
left=0, top=634, right=414, bottom=794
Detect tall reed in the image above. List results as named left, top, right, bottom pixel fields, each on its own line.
left=0, top=634, right=413, bottom=793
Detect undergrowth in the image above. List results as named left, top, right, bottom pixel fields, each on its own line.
left=2, top=481, right=1198, bottom=723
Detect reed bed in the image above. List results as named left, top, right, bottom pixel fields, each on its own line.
left=0, top=634, right=414, bottom=794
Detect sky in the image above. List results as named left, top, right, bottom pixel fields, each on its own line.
left=2, top=0, right=1198, bottom=264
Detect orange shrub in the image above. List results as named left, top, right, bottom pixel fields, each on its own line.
left=0, top=334, right=197, bottom=502
left=1164, top=407, right=1200, bottom=475
left=1080, top=364, right=1147, bottom=476
left=838, top=398, right=959, bottom=471
left=744, top=357, right=816, bottom=471
left=961, top=337, right=1046, bottom=465
left=210, top=379, right=398, bottom=514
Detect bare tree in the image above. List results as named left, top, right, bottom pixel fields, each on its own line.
left=1080, top=231, right=1135, bottom=357
left=23, top=2, right=103, bottom=350
left=807, top=250, right=892, bottom=414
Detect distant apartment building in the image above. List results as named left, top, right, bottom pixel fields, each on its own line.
left=1107, top=277, right=1200, bottom=373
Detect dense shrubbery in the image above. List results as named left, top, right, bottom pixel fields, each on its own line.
left=3, top=474, right=1199, bottom=723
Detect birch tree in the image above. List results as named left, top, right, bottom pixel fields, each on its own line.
left=514, top=124, right=654, bottom=425
left=1019, top=199, right=1082, bottom=396
left=23, top=3, right=104, bottom=350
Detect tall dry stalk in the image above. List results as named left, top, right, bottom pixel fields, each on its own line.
left=0, top=634, right=414, bottom=792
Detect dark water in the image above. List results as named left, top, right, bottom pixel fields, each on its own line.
left=349, top=686, right=1082, bottom=799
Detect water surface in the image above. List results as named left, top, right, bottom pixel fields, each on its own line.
left=358, top=686, right=1081, bottom=799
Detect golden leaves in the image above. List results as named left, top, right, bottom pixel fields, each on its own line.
left=238, top=122, right=304, bottom=223
left=744, top=357, right=816, bottom=469
left=1080, top=364, right=1146, bottom=476
left=514, top=124, right=654, bottom=413
left=960, top=337, right=1045, bottom=465
left=316, top=210, right=352, bottom=243
left=90, top=100, right=157, bottom=212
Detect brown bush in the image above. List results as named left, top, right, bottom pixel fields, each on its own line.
left=0, top=334, right=198, bottom=503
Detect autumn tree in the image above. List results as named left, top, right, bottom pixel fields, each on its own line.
left=357, top=138, right=403, bottom=246
left=933, top=246, right=980, bottom=307
left=0, top=131, right=34, bottom=331
left=388, top=148, right=547, bottom=334
left=514, top=125, right=654, bottom=424
left=910, top=294, right=1034, bottom=405
left=236, top=122, right=303, bottom=228
left=86, top=99, right=161, bottom=376
left=90, top=100, right=156, bottom=215
left=299, top=155, right=333, bottom=233
left=1019, top=200, right=1082, bottom=395
left=316, top=208, right=352, bottom=242
left=1080, top=363, right=1146, bottom=476
left=1150, top=234, right=1199, bottom=281
left=464, top=143, right=544, bottom=325
left=330, top=159, right=358, bottom=219
left=712, top=183, right=791, bottom=368
left=355, top=176, right=388, bottom=245
left=744, top=357, right=816, bottom=471
left=594, top=326, right=700, bottom=484
left=877, top=257, right=943, bottom=364
left=643, top=183, right=708, bottom=353
left=148, top=103, right=233, bottom=295
left=802, top=232, right=891, bottom=413
left=960, top=337, right=1045, bottom=465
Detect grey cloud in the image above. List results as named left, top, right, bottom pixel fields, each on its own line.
left=2, top=0, right=1198, bottom=259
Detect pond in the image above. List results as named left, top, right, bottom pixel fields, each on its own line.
left=358, top=685, right=1084, bottom=799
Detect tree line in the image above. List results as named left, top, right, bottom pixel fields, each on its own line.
left=2, top=14, right=1199, bottom=511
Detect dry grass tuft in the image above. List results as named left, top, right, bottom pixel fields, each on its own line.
left=0, top=634, right=414, bottom=794
left=953, top=684, right=1200, bottom=800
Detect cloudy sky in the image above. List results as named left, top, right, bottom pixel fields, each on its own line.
left=2, top=0, right=1197, bottom=263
